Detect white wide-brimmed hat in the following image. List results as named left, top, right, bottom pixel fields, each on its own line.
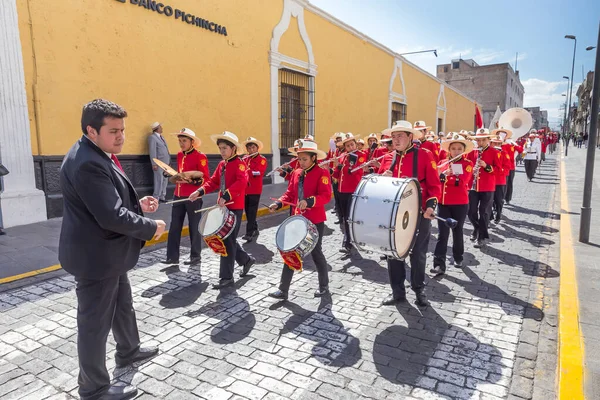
left=330, top=132, right=344, bottom=140
left=441, top=133, right=474, bottom=153
left=357, top=139, right=365, bottom=145
left=491, top=128, right=513, bottom=141
left=210, top=131, right=242, bottom=153
left=413, top=121, right=431, bottom=131
left=151, top=122, right=161, bottom=131
left=172, top=128, right=201, bottom=147
left=383, top=121, right=424, bottom=140
left=294, top=139, right=327, bottom=160
left=242, top=136, right=264, bottom=152
left=366, top=133, right=379, bottom=143
left=469, top=128, right=494, bottom=139
left=340, top=132, right=360, bottom=145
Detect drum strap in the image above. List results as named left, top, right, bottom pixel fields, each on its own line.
left=412, top=148, right=419, bottom=179
left=219, top=163, right=226, bottom=197
left=298, top=172, right=305, bottom=202
left=389, top=151, right=398, bottom=176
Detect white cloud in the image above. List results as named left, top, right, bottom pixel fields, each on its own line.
left=522, top=78, right=581, bottom=126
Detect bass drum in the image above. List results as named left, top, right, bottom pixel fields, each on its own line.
left=348, top=174, right=421, bottom=260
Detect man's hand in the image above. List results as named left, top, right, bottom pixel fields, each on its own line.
left=152, top=165, right=158, bottom=171
left=382, top=170, right=393, bottom=177
left=297, top=200, right=308, bottom=211
left=268, top=203, right=278, bottom=213
left=478, top=160, right=487, bottom=168
left=189, top=190, right=202, bottom=202
left=153, top=220, right=166, bottom=240
left=217, top=198, right=227, bottom=207
left=423, top=207, right=435, bottom=220
left=140, top=196, right=158, bottom=213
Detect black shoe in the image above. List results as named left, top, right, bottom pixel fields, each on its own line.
left=430, top=266, right=445, bottom=276
left=242, top=234, right=252, bottom=242
left=494, top=218, right=501, bottom=224
left=212, top=279, right=234, bottom=289
left=454, top=260, right=463, bottom=268
left=474, top=240, right=485, bottom=248
left=184, top=257, right=201, bottom=266
left=380, top=255, right=388, bottom=261
left=415, top=292, right=429, bottom=307
left=381, top=294, right=406, bottom=306
left=314, top=287, right=329, bottom=297
left=240, top=257, right=255, bottom=277
left=162, top=259, right=179, bottom=264
left=470, top=231, right=478, bottom=242
left=99, top=384, right=138, bottom=400
left=251, top=230, right=260, bottom=240
left=115, top=346, right=159, bottom=367
left=334, top=220, right=341, bottom=224
left=268, top=290, right=288, bottom=300
left=0, top=229, right=5, bottom=236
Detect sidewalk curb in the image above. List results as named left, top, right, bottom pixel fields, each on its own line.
left=0, top=205, right=289, bottom=285
left=558, top=154, right=585, bottom=399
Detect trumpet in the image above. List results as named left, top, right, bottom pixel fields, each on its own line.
left=350, top=154, right=386, bottom=173
left=265, top=157, right=297, bottom=177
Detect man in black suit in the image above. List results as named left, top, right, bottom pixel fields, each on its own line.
left=59, top=99, right=166, bottom=400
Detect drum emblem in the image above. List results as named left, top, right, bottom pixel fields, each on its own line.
left=401, top=189, right=413, bottom=199
left=402, top=211, right=410, bottom=229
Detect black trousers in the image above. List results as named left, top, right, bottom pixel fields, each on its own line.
left=279, top=222, right=328, bottom=293
left=505, top=170, right=515, bottom=202
left=468, top=191, right=493, bottom=241
left=492, top=185, right=506, bottom=220
left=524, top=160, right=538, bottom=180
left=337, top=192, right=353, bottom=247
left=387, top=216, right=431, bottom=297
left=219, top=209, right=251, bottom=280
left=75, top=274, right=140, bottom=400
left=166, top=196, right=203, bottom=261
left=332, top=181, right=342, bottom=219
left=434, top=204, right=468, bottom=270
left=244, top=194, right=260, bottom=235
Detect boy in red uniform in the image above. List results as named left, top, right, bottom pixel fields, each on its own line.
left=377, top=121, right=441, bottom=307
left=467, top=129, right=500, bottom=248
left=267, top=140, right=333, bottom=300
left=431, top=136, right=474, bottom=275
left=489, top=136, right=511, bottom=224
left=189, top=131, right=255, bottom=289
left=497, top=129, right=517, bottom=205
left=164, top=128, right=210, bottom=267
left=241, top=137, right=267, bottom=242
left=332, top=133, right=365, bottom=254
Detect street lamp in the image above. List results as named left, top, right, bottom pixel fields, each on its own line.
left=399, top=49, right=438, bottom=57
left=565, top=35, right=577, bottom=157
left=580, top=26, right=600, bottom=243
left=563, top=76, right=570, bottom=152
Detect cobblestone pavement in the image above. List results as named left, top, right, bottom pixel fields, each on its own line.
left=0, top=156, right=560, bottom=400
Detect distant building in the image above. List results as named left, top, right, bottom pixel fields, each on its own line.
left=575, top=71, right=594, bottom=137
left=524, top=107, right=549, bottom=130
left=437, top=59, right=524, bottom=128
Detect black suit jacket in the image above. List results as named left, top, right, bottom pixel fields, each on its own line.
left=59, top=136, right=157, bottom=280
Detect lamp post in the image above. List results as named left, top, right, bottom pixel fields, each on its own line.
left=563, top=76, right=570, bottom=152
left=399, top=49, right=438, bottom=57
left=562, top=93, right=568, bottom=142
left=588, top=46, right=598, bottom=148
left=579, top=27, right=600, bottom=243
left=565, top=35, right=577, bottom=156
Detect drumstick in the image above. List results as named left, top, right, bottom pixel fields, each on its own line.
left=269, top=197, right=296, bottom=207
left=165, top=198, right=190, bottom=205
left=194, top=202, right=234, bottom=213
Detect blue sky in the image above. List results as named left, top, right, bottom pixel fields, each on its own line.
left=310, top=0, right=599, bottom=129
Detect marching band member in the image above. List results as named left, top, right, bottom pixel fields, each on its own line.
left=421, top=131, right=440, bottom=163
left=467, top=129, right=499, bottom=248
left=356, top=138, right=366, bottom=152
left=332, top=133, right=365, bottom=254
left=189, top=131, right=256, bottom=289
left=366, top=133, right=380, bottom=160
left=431, top=135, right=474, bottom=275
left=489, top=135, right=511, bottom=224
left=378, top=121, right=441, bottom=307
left=268, top=140, right=333, bottom=300
left=327, top=133, right=345, bottom=223
left=524, top=130, right=541, bottom=181
left=164, top=128, right=210, bottom=267
left=499, top=129, right=518, bottom=205
left=241, top=137, right=267, bottom=242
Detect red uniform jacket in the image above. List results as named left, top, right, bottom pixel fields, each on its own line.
left=421, top=140, right=440, bottom=163
left=334, top=152, right=366, bottom=193
left=501, top=143, right=517, bottom=171
left=373, top=146, right=390, bottom=159
left=276, top=163, right=332, bottom=224
left=469, top=146, right=499, bottom=192
left=493, top=148, right=510, bottom=186
left=377, top=146, right=441, bottom=211
left=440, top=157, right=473, bottom=206
left=175, top=149, right=210, bottom=197
left=541, top=138, right=547, bottom=153
left=199, top=155, right=248, bottom=210
left=439, top=149, right=448, bottom=162
left=245, top=153, right=267, bottom=195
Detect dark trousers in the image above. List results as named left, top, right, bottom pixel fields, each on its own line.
left=220, top=209, right=251, bottom=280
left=468, top=191, right=493, bottom=241
left=492, top=185, right=506, bottom=221
left=244, top=194, right=260, bottom=235
left=75, top=274, right=140, bottom=400
left=166, top=196, right=203, bottom=261
left=524, top=160, right=537, bottom=180
left=434, top=204, right=468, bottom=270
left=505, top=170, right=515, bottom=202
left=387, top=216, right=431, bottom=297
left=332, top=181, right=342, bottom=218
left=338, top=192, right=352, bottom=247
left=279, top=222, right=328, bottom=293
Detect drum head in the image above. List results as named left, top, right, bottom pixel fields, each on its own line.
left=276, top=216, right=308, bottom=252
left=199, top=207, right=226, bottom=236
left=393, top=179, right=421, bottom=258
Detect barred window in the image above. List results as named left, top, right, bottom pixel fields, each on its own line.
left=391, top=102, right=407, bottom=126
left=279, top=69, right=314, bottom=150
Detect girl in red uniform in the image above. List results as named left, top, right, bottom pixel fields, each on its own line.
left=164, top=128, right=210, bottom=267
left=489, top=136, right=512, bottom=224
left=267, top=140, right=333, bottom=300
left=189, top=131, right=255, bottom=289
left=431, top=136, right=474, bottom=275
left=241, top=137, right=267, bottom=242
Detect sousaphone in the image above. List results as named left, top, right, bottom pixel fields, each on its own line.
left=497, top=107, right=533, bottom=139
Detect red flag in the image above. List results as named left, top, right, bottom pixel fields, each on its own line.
left=475, top=104, right=483, bottom=129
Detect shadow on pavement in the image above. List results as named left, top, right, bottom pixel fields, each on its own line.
left=500, top=215, right=559, bottom=234
left=494, top=223, right=556, bottom=248
left=338, top=252, right=389, bottom=284
left=242, top=240, right=275, bottom=264
left=478, top=245, right=558, bottom=278
left=140, top=265, right=208, bottom=310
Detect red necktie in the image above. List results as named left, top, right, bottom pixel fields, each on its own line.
left=111, top=154, right=124, bottom=173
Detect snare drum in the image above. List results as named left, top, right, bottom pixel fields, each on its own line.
left=275, top=215, right=319, bottom=271
left=199, top=207, right=236, bottom=256
left=348, top=175, right=421, bottom=259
